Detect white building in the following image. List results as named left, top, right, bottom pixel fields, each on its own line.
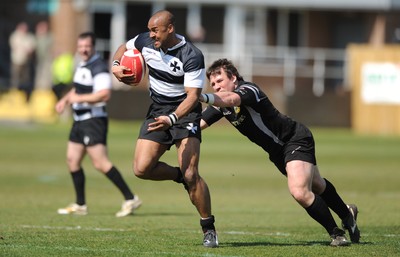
left=84, top=0, right=400, bottom=96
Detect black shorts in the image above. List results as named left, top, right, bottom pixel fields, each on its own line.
left=138, top=102, right=202, bottom=148
left=69, top=117, right=108, bottom=146
left=270, top=123, right=317, bottom=175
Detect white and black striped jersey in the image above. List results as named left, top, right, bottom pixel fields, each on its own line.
left=126, top=33, right=205, bottom=104
left=72, top=54, right=111, bottom=121
left=202, top=81, right=299, bottom=154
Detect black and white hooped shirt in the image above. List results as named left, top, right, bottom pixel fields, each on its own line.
left=72, top=54, right=111, bottom=121
left=126, top=32, right=205, bottom=105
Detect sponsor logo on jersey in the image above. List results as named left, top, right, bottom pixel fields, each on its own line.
left=291, top=146, right=301, bottom=154
left=231, top=115, right=246, bottom=127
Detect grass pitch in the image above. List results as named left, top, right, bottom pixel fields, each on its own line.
left=0, top=120, right=399, bottom=256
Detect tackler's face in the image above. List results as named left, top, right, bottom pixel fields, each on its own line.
left=209, top=68, right=237, bottom=93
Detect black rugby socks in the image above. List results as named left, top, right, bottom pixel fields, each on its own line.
left=200, top=215, right=216, bottom=232
left=105, top=166, right=134, bottom=200
left=320, top=178, right=350, bottom=220
left=305, top=194, right=338, bottom=235
left=71, top=168, right=85, bottom=205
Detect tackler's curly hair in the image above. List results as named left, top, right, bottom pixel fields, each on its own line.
left=206, top=59, right=244, bottom=82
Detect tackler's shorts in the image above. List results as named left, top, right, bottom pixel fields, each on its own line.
left=270, top=123, right=316, bottom=175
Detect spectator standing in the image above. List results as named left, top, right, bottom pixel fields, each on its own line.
left=34, top=21, right=53, bottom=90
left=8, top=22, right=36, bottom=99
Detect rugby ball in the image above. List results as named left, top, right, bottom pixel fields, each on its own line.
left=120, top=49, right=146, bottom=85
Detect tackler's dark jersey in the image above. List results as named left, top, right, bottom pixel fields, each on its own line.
left=202, top=81, right=304, bottom=156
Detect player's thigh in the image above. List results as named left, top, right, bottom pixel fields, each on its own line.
left=286, top=160, right=314, bottom=192
left=86, top=144, right=112, bottom=172
left=176, top=137, right=200, bottom=172
left=66, top=141, right=86, bottom=169
left=134, top=138, right=169, bottom=173
left=286, top=160, right=316, bottom=206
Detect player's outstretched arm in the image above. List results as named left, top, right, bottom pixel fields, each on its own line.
left=200, top=119, right=209, bottom=130
left=200, top=92, right=241, bottom=107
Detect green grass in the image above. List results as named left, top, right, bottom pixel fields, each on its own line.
left=0, top=120, right=399, bottom=256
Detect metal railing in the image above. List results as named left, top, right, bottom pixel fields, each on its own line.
left=98, top=39, right=348, bottom=96
left=198, top=44, right=348, bottom=96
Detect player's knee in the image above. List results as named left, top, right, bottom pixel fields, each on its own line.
left=132, top=166, right=145, bottom=178
left=132, top=162, right=148, bottom=179
left=92, top=161, right=110, bottom=173
left=182, top=167, right=199, bottom=186
left=92, top=163, right=104, bottom=173
left=66, top=156, right=80, bottom=171
left=290, top=187, right=310, bottom=205
left=133, top=170, right=147, bottom=179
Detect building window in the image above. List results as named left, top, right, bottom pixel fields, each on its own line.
left=201, top=5, right=224, bottom=44
left=126, top=4, right=152, bottom=40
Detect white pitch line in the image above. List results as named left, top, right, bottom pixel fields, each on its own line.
left=22, top=225, right=400, bottom=239
left=21, top=224, right=129, bottom=232
left=4, top=244, right=242, bottom=257
left=223, top=231, right=290, bottom=236
left=384, top=234, right=400, bottom=237
left=21, top=225, right=291, bottom=237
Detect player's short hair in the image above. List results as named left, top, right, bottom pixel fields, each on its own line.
left=78, top=31, right=96, bottom=46
left=206, top=59, right=244, bottom=82
left=152, top=10, right=175, bottom=27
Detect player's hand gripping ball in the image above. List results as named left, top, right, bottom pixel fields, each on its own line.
left=120, top=49, right=146, bottom=86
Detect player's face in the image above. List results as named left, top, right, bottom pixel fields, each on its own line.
left=209, top=68, right=237, bottom=93
left=148, top=18, right=172, bottom=50
left=77, top=37, right=95, bottom=62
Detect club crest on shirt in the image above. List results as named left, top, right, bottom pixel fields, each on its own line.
left=164, top=55, right=183, bottom=75
left=74, top=67, right=92, bottom=86
left=234, top=106, right=240, bottom=114
left=186, top=123, right=198, bottom=134
left=170, top=60, right=181, bottom=72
